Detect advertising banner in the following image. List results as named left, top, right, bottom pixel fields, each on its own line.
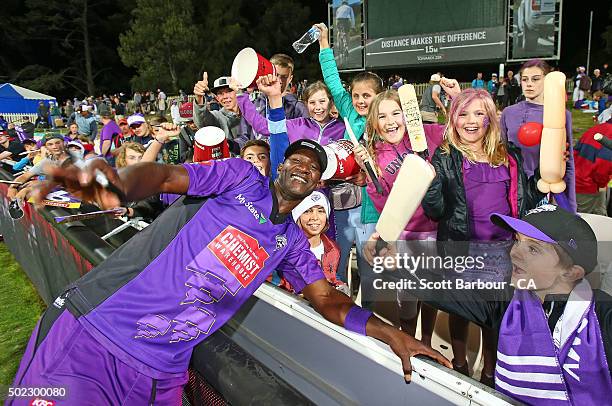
left=365, top=26, right=506, bottom=68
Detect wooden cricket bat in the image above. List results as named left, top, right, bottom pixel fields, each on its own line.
left=343, top=117, right=383, bottom=194
left=376, top=154, right=435, bottom=244
left=54, top=209, right=123, bottom=224
left=397, top=84, right=429, bottom=158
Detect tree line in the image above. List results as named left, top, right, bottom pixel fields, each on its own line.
left=0, top=0, right=324, bottom=99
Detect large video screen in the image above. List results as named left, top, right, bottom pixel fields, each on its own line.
left=508, top=0, right=562, bottom=61
left=365, top=0, right=507, bottom=68
left=330, top=0, right=365, bottom=71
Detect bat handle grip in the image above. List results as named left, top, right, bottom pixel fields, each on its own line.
left=375, top=237, right=388, bottom=257
left=416, top=150, right=429, bottom=160
left=364, top=162, right=383, bottom=194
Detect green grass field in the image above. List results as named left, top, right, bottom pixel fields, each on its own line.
left=570, top=107, right=598, bottom=142
left=0, top=243, right=46, bottom=387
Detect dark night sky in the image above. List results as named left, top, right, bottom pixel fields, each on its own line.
left=3, top=0, right=609, bottom=92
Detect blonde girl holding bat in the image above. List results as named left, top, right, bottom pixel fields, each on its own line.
left=422, top=87, right=541, bottom=386
left=353, top=89, right=444, bottom=342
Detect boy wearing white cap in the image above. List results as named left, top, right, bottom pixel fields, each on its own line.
left=72, top=104, right=98, bottom=140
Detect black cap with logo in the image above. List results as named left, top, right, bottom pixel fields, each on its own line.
left=284, top=139, right=330, bottom=180
left=491, top=205, right=598, bottom=273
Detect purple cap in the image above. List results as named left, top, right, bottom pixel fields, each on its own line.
left=490, top=213, right=556, bottom=243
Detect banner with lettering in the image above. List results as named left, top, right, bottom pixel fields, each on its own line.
left=365, top=26, right=506, bottom=68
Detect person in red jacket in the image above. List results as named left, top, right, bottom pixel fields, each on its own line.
left=573, top=122, right=612, bottom=215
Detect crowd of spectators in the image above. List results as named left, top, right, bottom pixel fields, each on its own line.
left=1, top=23, right=611, bottom=401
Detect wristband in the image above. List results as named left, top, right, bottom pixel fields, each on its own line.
left=344, top=305, right=373, bottom=336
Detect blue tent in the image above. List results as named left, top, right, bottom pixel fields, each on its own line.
left=0, top=83, right=56, bottom=115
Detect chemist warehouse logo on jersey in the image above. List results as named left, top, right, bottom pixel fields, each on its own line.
left=208, top=226, right=270, bottom=288
left=235, top=194, right=267, bottom=224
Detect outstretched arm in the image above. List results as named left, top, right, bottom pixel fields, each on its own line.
left=302, top=279, right=452, bottom=381
left=28, top=158, right=189, bottom=210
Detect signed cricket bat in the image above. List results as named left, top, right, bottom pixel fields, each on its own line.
left=55, top=209, right=122, bottom=224
left=376, top=154, right=435, bottom=243
left=397, top=84, right=429, bottom=158
left=343, top=117, right=383, bottom=194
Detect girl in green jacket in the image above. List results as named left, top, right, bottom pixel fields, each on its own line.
left=314, top=23, right=383, bottom=309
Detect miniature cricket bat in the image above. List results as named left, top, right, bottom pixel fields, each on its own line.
left=397, top=84, right=429, bottom=158
left=0, top=180, right=23, bottom=185
left=376, top=154, right=435, bottom=244
left=55, top=209, right=123, bottom=224
left=343, top=117, right=383, bottom=194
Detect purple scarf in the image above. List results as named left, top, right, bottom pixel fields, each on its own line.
left=496, top=280, right=612, bottom=405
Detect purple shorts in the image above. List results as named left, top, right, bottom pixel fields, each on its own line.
left=7, top=309, right=187, bottom=405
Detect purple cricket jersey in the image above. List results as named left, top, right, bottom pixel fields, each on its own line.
left=63, top=158, right=325, bottom=376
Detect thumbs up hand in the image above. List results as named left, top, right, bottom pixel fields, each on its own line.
left=193, top=72, right=209, bottom=105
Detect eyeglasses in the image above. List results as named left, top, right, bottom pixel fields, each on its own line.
left=129, top=123, right=144, bottom=129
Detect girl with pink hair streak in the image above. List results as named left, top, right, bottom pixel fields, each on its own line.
left=422, top=88, right=542, bottom=386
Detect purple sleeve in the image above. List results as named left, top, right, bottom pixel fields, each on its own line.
left=276, top=230, right=326, bottom=293
left=294, top=100, right=309, bottom=118
left=500, top=109, right=509, bottom=142
left=100, top=124, right=112, bottom=142
left=182, top=158, right=255, bottom=197
left=237, top=94, right=270, bottom=135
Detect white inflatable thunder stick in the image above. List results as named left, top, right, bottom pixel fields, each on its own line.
left=537, top=71, right=567, bottom=194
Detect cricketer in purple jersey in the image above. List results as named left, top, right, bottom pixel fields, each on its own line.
left=72, top=159, right=326, bottom=374
left=10, top=138, right=451, bottom=405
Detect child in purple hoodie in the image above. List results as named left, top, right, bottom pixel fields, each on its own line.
left=238, top=81, right=345, bottom=146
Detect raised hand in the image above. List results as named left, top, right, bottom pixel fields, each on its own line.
left=228, top=77, right=243, bottom=92
left=440, top=78, right=462, bottom=100
left=352, top=144, right=370, bottom=171
left=362, top=231, right=397, bottom=266
left=154, top=122, right=181, bottom=143
left=313, top=23, right=330, bottom=49
left=256, top=74, right=282, bottom=97
left=193, top=72, right=209, bottom=105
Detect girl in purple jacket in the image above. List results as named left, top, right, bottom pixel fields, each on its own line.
left=238, top=81, right=345, bottom=146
